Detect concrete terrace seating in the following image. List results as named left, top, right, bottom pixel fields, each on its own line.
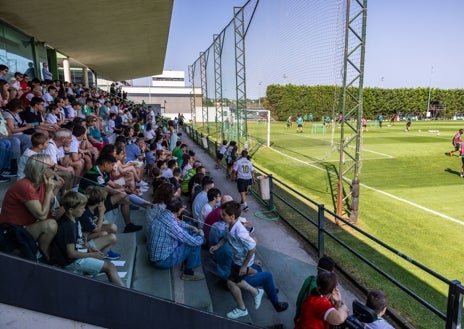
left=106, top=205, right=214, bottom=313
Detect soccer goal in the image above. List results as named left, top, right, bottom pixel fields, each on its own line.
left=244, top=109, right=271, bottom=149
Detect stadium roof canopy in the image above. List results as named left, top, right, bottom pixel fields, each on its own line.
left=0, top=0, right=173, bottom=81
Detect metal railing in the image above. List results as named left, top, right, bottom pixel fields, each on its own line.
left=186, top=125, right=464, bottom=329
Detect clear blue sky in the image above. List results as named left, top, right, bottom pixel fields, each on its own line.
left=160, top=0, right=464, bottom=94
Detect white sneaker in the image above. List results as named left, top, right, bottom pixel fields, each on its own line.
left=226, top=307, right=248, bottom=319
left=254, top=288, right=264, bottom=310
left=138, top=180, right=149, bottom=186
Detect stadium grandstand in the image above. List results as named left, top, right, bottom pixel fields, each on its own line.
left=0, top=1, right=462, bottom=329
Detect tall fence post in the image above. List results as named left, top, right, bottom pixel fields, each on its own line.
left=317, top=204, right=325, bottom=257
left=268, top=174, right=274, bottom=211
left=446, top=280, right=463, bottom=329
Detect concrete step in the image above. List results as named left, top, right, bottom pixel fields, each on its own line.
left=131, top=245, right=174, bottom=300
left=131, top=244, right=213, bottom=313
left=94, top=232, right=137, bottom=288
left=172, top=262, right=213, bottom=312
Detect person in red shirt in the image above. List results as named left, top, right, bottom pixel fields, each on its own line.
left=294, top=271, right=349, bottom=329
left=0, top=153, right=58, bottom=258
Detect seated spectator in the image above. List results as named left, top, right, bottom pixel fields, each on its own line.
left=295, top=255, right=335, bottom=322
left=112, top=142, right=145, bottom=196
left=3, top=98, right=33, bottom=155
left=181, top=153, right=194, bottom=176
left=198, top=187, right=221, bottom=229
left=187, top=162, right=206, bottom=197
left=0, top=154, right=58, bottom=259
left=46, top=103, right=65, bottom=126
left=43, top=128, right=81, bottom=189
left=76, top=186, right=120, bottom=260
left=364, top=290, right=394, bottom=329
left=49, top=191, right=123, bottom=286
left=125, top=137, right=147, bottom=184
left=106, top=112, right=117, bottom=143
left=21, top=96, right=58, bottom=134
left=173, top=142, right=187, bottom=167
left=86, top=115, right=107, bottom=151
left=209, top=201, right=265, bottom=319
left=145, top=181, right=175, bottom=238
left=143, top=121, right=156, bottom=143
left=0, top=109, right=13, bottom=181
left=146, top=197, right=205, bottom=280
left=151, top=167, right=169, bottom=193
left=145, top=143, right=157, bottom=170
left=169, top=167, right=182, bottom=197
left=294, top=271, right=349, bottom=329
left=70, top=124, right=93, bottom=171
left=189, top=171, right=205, bottom=203
left=161, top=158, right=177, bottom=179
left=17, top=132, right=49, bottom=180
left=209, top=201, right=287, bottom=315
left=192, top=176, right=214, bottom=226
left=204, top=195, right=233, bottom=243
left=76, top=120, right=100, bottom=161
left=78, top=153, right=142, bottom=233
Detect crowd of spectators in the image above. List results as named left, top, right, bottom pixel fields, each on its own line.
left=0, top=64, right=397, bottom=326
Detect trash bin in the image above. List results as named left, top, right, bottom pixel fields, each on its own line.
left=201, top=136, right=208, bottom=149
left=256, top=176, right=270, bottom=200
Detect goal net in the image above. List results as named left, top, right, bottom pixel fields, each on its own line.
left=243, top=109, right=271, bottom=151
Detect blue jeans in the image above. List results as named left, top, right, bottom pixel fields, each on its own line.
left=153, top=243, right=201, bottom=270
left=244, top=264, right=279, bottom=305
left=0, top=138, right=12, bottom=169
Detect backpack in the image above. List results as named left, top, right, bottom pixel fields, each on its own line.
left=0, top=223, right=40, bottom=261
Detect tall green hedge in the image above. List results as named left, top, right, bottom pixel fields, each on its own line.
left=264, top=84, right=464, bottom=120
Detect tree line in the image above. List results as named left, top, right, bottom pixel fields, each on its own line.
left=263, top=84, right=464, bottom=121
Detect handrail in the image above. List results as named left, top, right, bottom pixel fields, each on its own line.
left=186, top=124, right=464, bottom=329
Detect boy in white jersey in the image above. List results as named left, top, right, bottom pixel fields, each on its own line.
left=233, top=150, right=254, bottom=211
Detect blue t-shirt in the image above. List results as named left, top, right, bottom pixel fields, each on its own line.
left=125, top=143, right=142, bottom=162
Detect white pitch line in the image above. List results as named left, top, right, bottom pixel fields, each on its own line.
left=279, top=131, right=394, bottom=159
left=267, top=147, right=464, bottom=226
left=358, top=148, right=394, bottom=158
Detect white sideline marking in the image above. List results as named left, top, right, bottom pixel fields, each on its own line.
left=267, top=147, right=464, bottom=226
left=279, top=131, right=394, bottom=159
left=360, top=185, right=464, bottom=226
left=358, top=148, right=394, bottom=158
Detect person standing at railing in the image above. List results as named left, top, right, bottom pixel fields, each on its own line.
left=41, top=63, right=53, bottom=81
left=233, top=150, right=254, bottom=212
